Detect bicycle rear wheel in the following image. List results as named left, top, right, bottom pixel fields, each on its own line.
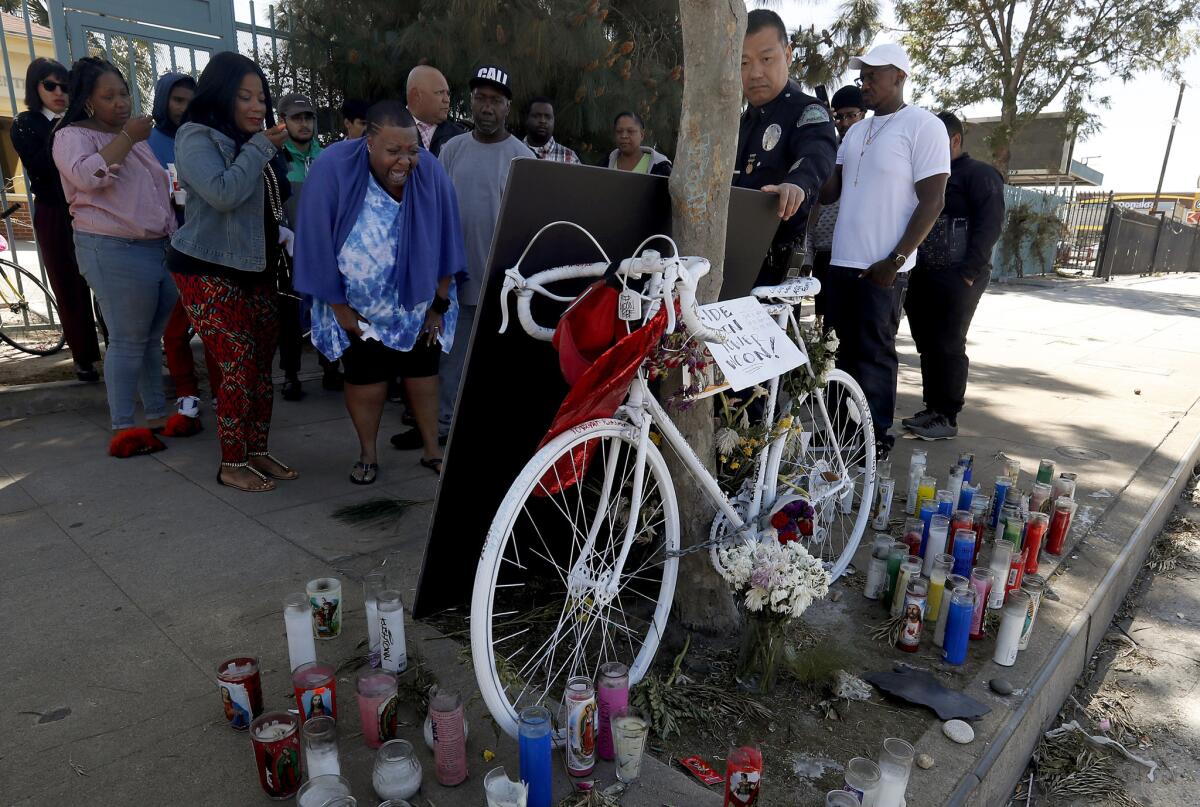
left=771, top=369, right=875, bottom=580
left=470, top=418, right=680, bottom=740
left=0, top=260, right=65, bottom=355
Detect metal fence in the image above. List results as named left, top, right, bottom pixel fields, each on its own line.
left=1056, top=191, right=1112, bottom=274
left=1093, top=206, right=1200, bottom=279
left=990, top=185, right=1065, bottom=279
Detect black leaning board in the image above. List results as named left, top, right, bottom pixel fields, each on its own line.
left=413, top=158, right=779, bottom=617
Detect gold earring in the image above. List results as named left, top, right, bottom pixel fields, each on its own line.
left=84, top=103, right=94, bottom=117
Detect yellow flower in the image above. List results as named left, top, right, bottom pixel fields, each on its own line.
left=483, top=749, right=496, bottom=762
left=730, top=461, right=741, bottom=470
left=649, top=431, right=661, bottom=446
left=720, top=455, right=729, bottom=464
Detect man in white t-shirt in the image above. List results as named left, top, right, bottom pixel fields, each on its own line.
left=818, top=43, right=950, bottom=460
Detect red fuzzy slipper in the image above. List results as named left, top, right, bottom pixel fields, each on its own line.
left=109, top=427, right=167, bottom=458
left=160, top=413, right=203, bottom=437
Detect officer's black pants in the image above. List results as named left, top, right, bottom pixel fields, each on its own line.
left=904, top=265, right=990, bottom=424
left=823, top=266, right=907, bottom=453
left=812, top=250, right=831, bottom=318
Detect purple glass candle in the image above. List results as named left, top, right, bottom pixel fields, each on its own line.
left=596, top=662, right=629, bottom=762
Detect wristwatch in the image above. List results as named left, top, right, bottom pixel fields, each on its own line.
left=888, top=251, right=908, bottom=268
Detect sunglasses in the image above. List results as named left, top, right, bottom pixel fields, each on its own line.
left=833, top=112, right=862, bottom=122
left=41, top=80, right=67, bottom=93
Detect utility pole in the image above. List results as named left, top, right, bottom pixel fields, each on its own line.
left=1149, top=82, right=1185, bottom=273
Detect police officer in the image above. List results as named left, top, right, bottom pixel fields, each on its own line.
left=736, top=9, right=838, bottom=286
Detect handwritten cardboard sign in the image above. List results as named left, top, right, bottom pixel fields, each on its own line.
left=697, top=297, right=806, bottom=391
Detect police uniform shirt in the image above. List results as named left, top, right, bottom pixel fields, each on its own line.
left=735, top=79, right=838, bottom=246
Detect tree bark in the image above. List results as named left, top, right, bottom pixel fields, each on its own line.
left=665, top=0, right=746, bottom=636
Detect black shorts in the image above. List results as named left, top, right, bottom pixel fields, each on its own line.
left=339, top=336, right=441, bottom=385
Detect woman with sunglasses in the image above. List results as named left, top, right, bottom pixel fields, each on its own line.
left=8, top=57, right=102, bottom=382
left=52, top=57, right=178, bottom=457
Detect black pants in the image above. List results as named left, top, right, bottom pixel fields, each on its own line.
left=823, top=267, right=907, bottom=452
left=904, top=265, right=989, bottom=423
left=812, top=250, right=832, bottom=318
left=276, top=295, right=336, bottom=376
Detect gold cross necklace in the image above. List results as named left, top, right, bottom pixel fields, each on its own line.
left=854, top=104, right=908, bottom=186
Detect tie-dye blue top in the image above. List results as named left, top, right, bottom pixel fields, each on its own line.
left=310, top=176, right=457, bottom=361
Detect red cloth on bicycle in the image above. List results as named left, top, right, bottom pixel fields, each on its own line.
left=552, top=280, right=622, bottom=386
left=536, top=306, right=669, bottom=496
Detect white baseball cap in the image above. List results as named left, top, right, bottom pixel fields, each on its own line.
left=849, top=43, right=911, bottom=75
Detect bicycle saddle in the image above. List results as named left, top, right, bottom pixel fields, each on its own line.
left=751, top=276, right=821, bottom=300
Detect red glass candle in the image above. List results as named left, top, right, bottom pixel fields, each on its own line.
left=970, top=506, right=989, bottom=567
left=1046, top=499, right=1072, bottom=555
left=250, top=711, right=302, bottom=799
left=901, top=518, right=923, bottom=558
left=951, top=509, right=973, bottom=538
left=292, top=661, right=338, bottom=722
left=1024, top=512, right=1049, bottom=574
left=216, top=656, right=263, bottom=731
left=1005, top=547, right=1027, bottom=600
left=724, top=745, right=763, bottom=807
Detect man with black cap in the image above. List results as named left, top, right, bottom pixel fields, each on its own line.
left=735, top=8, right=838, bottom=286
left=818, top=43, right=949, bottom=460
left=807, top=84, right=865, bottom=313
left=391, top=64, right=533, bottom=451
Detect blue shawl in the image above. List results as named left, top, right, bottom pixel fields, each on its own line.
left=292, top=138, right=466, bottom=309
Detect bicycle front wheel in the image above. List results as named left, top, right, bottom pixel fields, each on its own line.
left=0, top=260, right=65, bottom=355
left=771, top=369, right=876, bottom=580
left=471, top=418, right=680, bottom=740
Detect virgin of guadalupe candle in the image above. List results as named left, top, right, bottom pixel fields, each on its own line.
left=1024, top=512, right=1049, bottom=574
left=564, top=676, right=597, bottom=777
left=906, top=450, right=927, bottom=514
left=429, top=691, right=468, bottom=786
left=865, top=534, right=894, bottom=600
left=990, top=476, right=1011, bottom=529
left=724, top=745, right=763, bottom=807
left=987, top=541, right=1014, bottom=609
left=357, top=668, right=400, bottom=749
left=969, top=567, right=995, bottom=640
left=283, top=593, right=318, bottom=673
left=942, top=588, right=976, bottom=665
left=900, top=518, right=923, bottom=558
left=292, top=661, right=338, bottom=722
left=922, top=516, right=950, bottom=577
left=897, top=578, right=928, bottom=652
left=1046, top=498, right=1073, bottom=555
left=307, top=577, right=343, bottom=640
left=216, top=656, right=263, bottom=731
left=518, top=706, right=553, bottom=807
left=933, top=575, right=969, bottom=647
left=950, top=526, right=977, bottom=578
left=1018, top=575, right=1046, bottom=650
left=250, top=711, right=302, bottom=799
left=927, top=553, right=953, bottom=622
left=596, top=661, right=629, bottom=761
left=891, top=556, right=920, bottom=618
left=993, top=590, right=1030, bottom=666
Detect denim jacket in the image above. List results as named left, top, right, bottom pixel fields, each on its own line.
left=171, top=123, right=277, bottom=271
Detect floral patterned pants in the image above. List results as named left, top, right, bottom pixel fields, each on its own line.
left=172, top=273, right=279, bottom=463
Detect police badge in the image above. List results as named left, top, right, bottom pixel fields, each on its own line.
left=762, top=123, right=782, bottom=151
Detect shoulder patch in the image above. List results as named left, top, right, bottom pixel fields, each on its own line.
left=797, top=104, right=831, bottom=128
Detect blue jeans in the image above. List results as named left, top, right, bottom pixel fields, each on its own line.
left=74, top=232, right=177, bottom=430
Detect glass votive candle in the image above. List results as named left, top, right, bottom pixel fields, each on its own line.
left=249, top=711, right=301, bottom=799
left=307, top=577, right=343, bottom=639
left=292, top=661, right=338, bottom=722
left=373, top=738, right=423, bottom=801
left=843, top=756, right=880, bottom=803
left=827, top=791, right=861, bottom=806
left=283, top=592, right=318, bottom=672
left=610, top=708, right=650, bottom=784
left=301, top=715, right=340, bottom=778
left=357, top=668, right=399, bottom=749
left=484, top=765, right=529, bottom=807
left=216, top=655, right=263, bottom=731
left=875, top=737, right=914, bottom=807
left=296, top=774, right=351, bottom=807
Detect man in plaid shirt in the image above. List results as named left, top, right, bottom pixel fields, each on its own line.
left=523, top=96, right=581, bottom=164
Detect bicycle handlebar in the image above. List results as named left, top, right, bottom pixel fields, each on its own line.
left=498, top=251, right=728, bottom=344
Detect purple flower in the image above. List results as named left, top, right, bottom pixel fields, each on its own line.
left=750, top=567, right=773, bottom=589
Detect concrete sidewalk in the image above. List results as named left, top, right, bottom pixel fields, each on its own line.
left=2, top=273, right=1200, bottom=805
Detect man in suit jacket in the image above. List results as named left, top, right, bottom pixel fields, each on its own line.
left=406, top=65, right=464, bottom=156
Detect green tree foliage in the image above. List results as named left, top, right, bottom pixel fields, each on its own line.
left=787, top=0, right=882, bottom=89
left=894, top=0, right=1199, bottom=174
left=280, top=0, right=684, bottom=161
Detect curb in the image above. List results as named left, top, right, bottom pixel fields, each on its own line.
left=0, top=378, right=109, bottom=420
left=945, top=421, right=1200, bottom=805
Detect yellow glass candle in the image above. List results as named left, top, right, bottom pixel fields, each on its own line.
left=927, top=554, right=953, bottom=623
left=913, top=475, right=936, bottom=517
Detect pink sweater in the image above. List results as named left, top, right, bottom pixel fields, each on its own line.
left=52, top=125, right=176, bottom=240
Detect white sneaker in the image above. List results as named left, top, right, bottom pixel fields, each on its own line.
left=176, top=395, right=201, bottom=419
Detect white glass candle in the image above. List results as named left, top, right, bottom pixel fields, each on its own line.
left=484, top=766, right=529, bottom=807
left=378, top=589, right=408, bottom=674
left=364, top=568, right=386, bottom=658
left=987, top=541, right=1014, bottom=609
left=947, top=464, right=966, bottom=499
left=296, top=775, right=351, bottom=807
left=284, top=592, right=317, bottom=672
left=373, top=739, right=422, bottom=800
left=874, top=738, right=913, bottom=807
left=993, top=590, right=1030, bottom=666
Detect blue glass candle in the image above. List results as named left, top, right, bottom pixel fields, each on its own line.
left=990, top=476, right=1011, bottom=530
left=918, top=502, right=937, bottom=557
left=958, top=452, right=974, bottom=483
left=936, top=489, right=955, bottom=519
left=519, top=706, right=553, bottom=807
left=958, top=483, right=978, bottom=513
left=951, top=528, right=976, bottom=577
left=942, top=588, right=976, bottom=665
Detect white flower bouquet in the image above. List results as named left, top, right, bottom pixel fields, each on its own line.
left=717, top=536, right=831, bottom=619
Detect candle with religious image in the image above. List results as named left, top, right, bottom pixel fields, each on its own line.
left=891, top=556, right=920, bottom=618
left=1006, top=545, right=1028, bottom=600
left=307, top=577, right=343, bottom=640
left=564, top=676, right=597, bottom=777
left=897, top=578, right=928, bottom=652
left=292, top=661, right=338, bottom=722
left=872, top=475, right=896, bottom=531
left=724, top=745, right=763, bottom=807
left=1030, top=482, right=1052, bottom=515
left=357, top=668, right=399, bottom=749
left=216, top=656, right=263, bottom=731
left=250, top=712, right=302, bottom=799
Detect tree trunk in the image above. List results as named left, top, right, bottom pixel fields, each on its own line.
left=664, top=0, right=747, bottom=636
left=989, top=99, right=1019, bottom=177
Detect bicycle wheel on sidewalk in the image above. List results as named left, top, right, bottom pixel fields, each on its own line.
left=770, top=369, right=875, bottom=580
left=471, top=418, right=680, bottom=740
left=0, top=259, right=65, bottom=355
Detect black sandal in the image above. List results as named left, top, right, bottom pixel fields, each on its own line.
left=350, top=461, right=378, bottom=485
left=419, top=457, right=443, bottom=476
left=216, top=461, right=276, bottom=493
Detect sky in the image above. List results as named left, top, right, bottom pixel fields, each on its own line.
left=769, top=0, right=1200, bottom=193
